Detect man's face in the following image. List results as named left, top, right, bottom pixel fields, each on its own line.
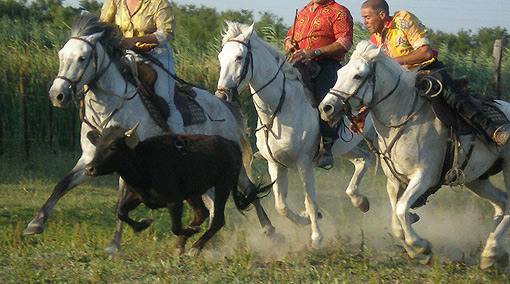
left=361, top=7, right=385, bottom=34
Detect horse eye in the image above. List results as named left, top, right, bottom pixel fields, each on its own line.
left=78, top=56, right=86, bottom=62
left=235, top=56, right=243, bottom=61
left=353, top=74, right=362, bottom=80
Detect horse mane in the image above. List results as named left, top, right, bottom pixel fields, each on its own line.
left=221, top=21, right=300, bottom=79
left=351, top=40, right=417, bottom=89
left=70, top=13, right=124, bottom=62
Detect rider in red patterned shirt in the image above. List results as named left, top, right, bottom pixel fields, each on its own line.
left=283, top=0, right=353, bottom=169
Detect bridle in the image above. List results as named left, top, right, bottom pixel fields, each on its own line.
left=217, top=38, right=288, bottom=167
left=55, top=37, right=113, bottom=96
left=54, top=36, right=134, bottom=132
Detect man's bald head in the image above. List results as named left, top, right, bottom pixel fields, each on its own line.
left=362, top=0, right=389, bottom=15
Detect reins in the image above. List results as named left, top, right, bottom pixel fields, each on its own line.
left=220, top=39, right=289, bottom=167
left=55, top=36, right=138, bottom=133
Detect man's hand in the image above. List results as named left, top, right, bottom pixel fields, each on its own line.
left=348, top=107, right=369, bottom=135
left=120, top=37, right=139, bottom=49
left=291, top=49, right=316, bottom=63
left=283, top=37, right=299, bottom=52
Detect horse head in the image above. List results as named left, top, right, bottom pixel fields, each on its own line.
left=319, top=40, right=384, bottom=126
left=49, top=14, right=121, bottom=107
left=215, top=21, right=255, bottom=102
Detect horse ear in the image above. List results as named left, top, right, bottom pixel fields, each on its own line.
left=84, top=31, right=104, bottom=44
left=124, top=122, right=140, bottom=149
left=87, top=130, right=102, bottom=146
left=243, top=23, right=255, bottom=40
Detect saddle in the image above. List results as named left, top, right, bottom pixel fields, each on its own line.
left=122, top=59, right=207, bottom=129
left=409, top=75, right=509, bottom=209
left=292, top=60, right=321, bottom=107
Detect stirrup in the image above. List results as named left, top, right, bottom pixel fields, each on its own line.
left=492, top=125, right=510, bottom=146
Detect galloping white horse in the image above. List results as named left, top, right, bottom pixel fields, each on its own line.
left=216, top=22, right=373, bottom=249
left=319, top=40, right=510, bottom=268
left=23, top=15, right=274, bottom=252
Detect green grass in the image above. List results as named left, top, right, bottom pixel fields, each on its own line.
left=0, top=153, right=509, bottom=283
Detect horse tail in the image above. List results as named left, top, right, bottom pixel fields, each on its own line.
left=220, top=100, right=254, bottom=178
left=231, top=181, right=273, bottom=211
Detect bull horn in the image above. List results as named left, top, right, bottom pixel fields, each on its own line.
left=125, top=121, right=140, bottom=137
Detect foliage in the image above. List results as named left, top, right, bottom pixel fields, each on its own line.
left=0, top=0, right=510, bottom=157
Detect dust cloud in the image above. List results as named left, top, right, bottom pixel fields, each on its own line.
left=202, top=165, right=505, bottom=265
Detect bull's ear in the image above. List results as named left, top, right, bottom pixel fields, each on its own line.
left=124, top=122, right=140, bottom=149
left=87, top=130, right=102, bottom=146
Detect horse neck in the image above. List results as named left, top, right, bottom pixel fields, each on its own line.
left=84, top=46, right=149, bottom=131
left=249, top=46, right=293, bottom=115
left=370, top=62, right=423, bottom=128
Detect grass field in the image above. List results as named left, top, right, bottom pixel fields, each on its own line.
left=0, top=151, right=509, bottom=283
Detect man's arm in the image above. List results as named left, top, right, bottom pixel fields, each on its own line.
left=292, top=42, right=347, bottom=62
left=393, top=45, right=434, bottom=66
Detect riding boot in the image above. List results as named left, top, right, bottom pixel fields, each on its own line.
left=316, top=137, right=335, bottom=170
left=470, top=112, right=510, bottom=146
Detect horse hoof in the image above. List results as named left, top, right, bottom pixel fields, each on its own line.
left=174, top=247, right=185, bottom=256
left=356, top=196, right=370, bottom=213
left=481, top=251, right=509, bottom=269
left=23, top=224, right=44, bottom=235
left=418, top=253, right=434, bottom=266
left=317, top=212, right=323, bottom=220
left=311, top=238, right=322, bottom=250
left=263, top=224, right=276, bottom=236
left=103, top=242, right=121, bottom=256
left=187, top=247, right=202, bottom=257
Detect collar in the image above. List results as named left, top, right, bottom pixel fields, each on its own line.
left=305, top=0, right=335, bottom=10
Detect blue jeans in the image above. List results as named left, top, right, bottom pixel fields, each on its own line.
left=130, top=42, right=185, bottom=133
left=315, top=58, right=342, bottom=140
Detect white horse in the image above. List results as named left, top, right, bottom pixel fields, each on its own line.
left=318, top=40, right=510, bottom=268
left=23, top=15, right=274, bottom=253
left=216, top=22, right=373, bottom=249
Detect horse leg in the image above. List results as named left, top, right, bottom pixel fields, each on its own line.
left=465, top=177, right=510, bottom=269
left=238, top=166, right=275, bottom=235
left=296, top=159, right=322, bottom=249
left=201, top=189, right=215, bottom=228
left=188, top=184, right=230, bottom=256
left=24, top=162, right=90, bottom=235
left=104, top=178, right=130, bottom=254
left=339, top=146, right=371, bottom=212
left=268, top=162, right=310, bottom=226
left=394, top=173, right=435, bottom=264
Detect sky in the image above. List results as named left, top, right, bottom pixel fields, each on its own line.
left=65, top=0, right=510, bottom=34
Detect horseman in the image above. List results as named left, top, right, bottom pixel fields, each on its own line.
left=283, top=0, right=354, bottom=169
left=100, top=0, right=185, bottom=134
left=350, top=0, right=510, bottom=146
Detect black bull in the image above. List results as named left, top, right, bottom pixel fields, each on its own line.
left=84, top=124, right=272, bottom=255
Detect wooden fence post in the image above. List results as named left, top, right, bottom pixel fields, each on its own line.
left=490, top=39, right=503, bottom=99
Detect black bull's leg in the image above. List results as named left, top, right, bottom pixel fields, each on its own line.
left=25, top=166, right=274, bottom=252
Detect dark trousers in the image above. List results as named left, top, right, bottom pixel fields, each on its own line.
left=315, top=58, right=342, bottom=140
left=421, top=60, right=498, bottom=136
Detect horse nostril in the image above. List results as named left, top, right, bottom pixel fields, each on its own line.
left=323, top=105, right=333, bottom=115
left=56, top=93, right=64, bottom=102
left=85, top=166, right=94, bottom=176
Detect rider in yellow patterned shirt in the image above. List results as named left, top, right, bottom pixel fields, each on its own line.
left=100, top=0, right=184, bottom=133
left=369, top=10, right=435, bottom=71
left=350, top=0, right=509, bottom=146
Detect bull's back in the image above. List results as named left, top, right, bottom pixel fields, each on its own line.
left=136, top=134, right=242, bottom=201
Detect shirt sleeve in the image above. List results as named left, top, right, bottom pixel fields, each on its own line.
left=99, top=0, right=116, bottom=24
left=332, top=7, right=353, bottom=51
left=397, top=11, right=431, bottom=50
left=153, top=0, right=176, bottom=44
